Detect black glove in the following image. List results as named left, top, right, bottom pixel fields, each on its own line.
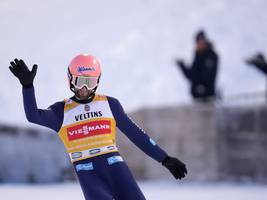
left=176, top=59, right=185, bottom=68
left=162, top=156, right=187, bottom=180
left=246, top=53, right=266, bottom=68
left=9, top=58, right=38, bottom=87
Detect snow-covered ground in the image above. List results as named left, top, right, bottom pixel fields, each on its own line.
left=0, top=181, right=266, bottom=200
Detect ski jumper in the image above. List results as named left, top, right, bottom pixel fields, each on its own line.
left=23, top=86, right=168, bottom=200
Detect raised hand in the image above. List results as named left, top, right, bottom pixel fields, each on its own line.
left=246, top=53, right=266, bottom=68
left=9, top=59, right=38, bottom=86
left=176, top=59, right=185, bottom=68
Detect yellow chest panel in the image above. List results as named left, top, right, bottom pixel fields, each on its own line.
left=58, top=95, right=118, bottom=162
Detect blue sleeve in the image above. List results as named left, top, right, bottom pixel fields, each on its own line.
left=107, top=96, right=168, bottom=163
left=22, top=86, right=64, bottom=132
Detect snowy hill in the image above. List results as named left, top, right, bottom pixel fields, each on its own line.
left=1, top=0, right=267, bottom=125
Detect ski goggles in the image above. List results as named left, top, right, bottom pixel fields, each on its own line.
left=71, top=75, right=99, bottom=90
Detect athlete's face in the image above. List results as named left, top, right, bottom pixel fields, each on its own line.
left=196, top=39, right=208, bottom=52
left=75, top=86, right=92, bottom=100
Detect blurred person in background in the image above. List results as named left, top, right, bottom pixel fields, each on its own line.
left=9, top=54, right=187, bottom=200
left=246, top=52, right=267, bottom=74
left=176, top=30, right=219, bottom=102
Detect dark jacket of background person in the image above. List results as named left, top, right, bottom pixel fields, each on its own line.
left=177, top=31, right=219, bottom=101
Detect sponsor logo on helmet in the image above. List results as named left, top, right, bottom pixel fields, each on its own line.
left=71, top=152, right=83, bottom=159
left=77, top=67, right=96, bottom=73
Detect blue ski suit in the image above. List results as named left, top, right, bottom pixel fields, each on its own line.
left=22, top=86, right=168, bottom=200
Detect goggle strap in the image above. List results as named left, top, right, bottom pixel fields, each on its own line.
left=74, top=77, right=78, bottom=85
